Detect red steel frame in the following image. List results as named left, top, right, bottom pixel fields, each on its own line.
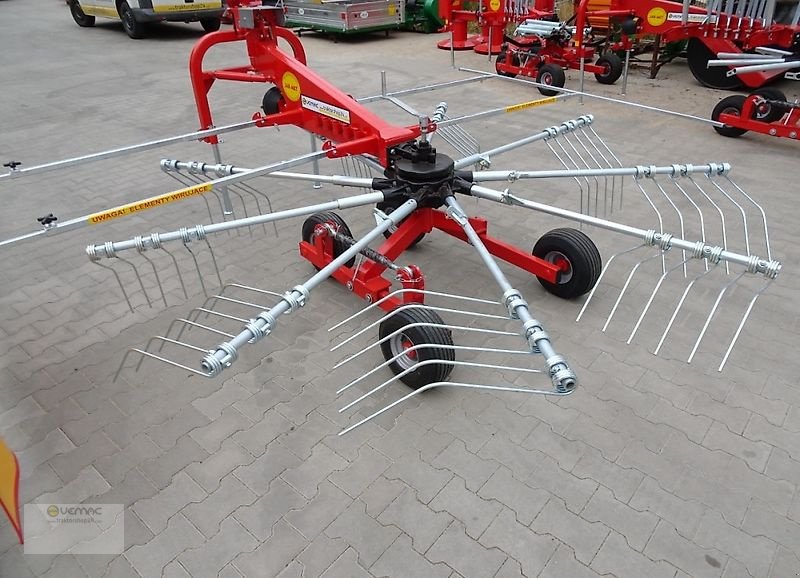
left=718, top=96, right=800, bottom=139
left=190, top=1, right=563, bottom=311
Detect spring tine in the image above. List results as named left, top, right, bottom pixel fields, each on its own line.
left=238, top=182, right=276, bottom=237
left=653, top=265, right=717, bottom=355
left=138, top=251, right=168, bottom=307
left=210, top=190, right=230, bottom=225
left=135, top=332, right=210, bottom=372
left=705, top=174, right=750, bottom=256
left=602, top=251, right=664, bottom=332
left=337, top=343, right=533, bottom=395
left=633, top=176, right=666, bottom=273
left=339, top=381, right=569, bottom=436
left=160, top=245, right=189, bottom=299
left=91, top=260, right=134, bottom=313
left=228, top=186, right=251, bottom=236
left=587, top=125, right=625, bottom=209
left=671, top=175, right=708, bottom=272
left=688, top=174, right=730, bottom=274
left=577, top=126, right=613, bottom=215
left=201, top=238, right=223, bottom=291
left=724, top=176, right=771, bottom=261
left=688, top=271, right=746, bottom=363
left=331, top=303, right=509, bottom=352
left=183, top=242, right=209, bottom=297
left=569, top=129, right=605, bottom=216
left=547, top=139, right=588, bottom=217
left=718, top=278, right=773, bottom=371
left=563, top=131, right=601, bottom=217
left=575, top=244, right=645, bottom=322
left=333, top=322, right=519, bottom=369
left=118, top=254, right=152, bottom=308
left=627, top=256, right=692, bottom=344
left=652, top=177, right=688, bottom=278
left=199, top=193, right=217, bottom=224
left=114, top=348, right=139, bottom=382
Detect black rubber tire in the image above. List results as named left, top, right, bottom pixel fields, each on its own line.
left=118, top=1, right=145, bottom=39
left=536, top=63, right=566, bottom=96
left=378, top=307, right=455, bottom=389
left=69, top=1, right=95, bottom=27
left=200, top=18, right=221, bottom=32
left=711, top=95, right=748, bottom=138
left=594, top=52, right=623, bottom=85
left=301, top=212, right=356, bottom=268
left=262, top=86, right=283, bottom=115
left=495, top=49, right=520, bottom=78
left=751, top=88, right=787, bottom=123
left=532, top=228, right=602, bottom=299
left=686, top=38, right=743, bottom=90
left=377, top=197, right=425, bottom=248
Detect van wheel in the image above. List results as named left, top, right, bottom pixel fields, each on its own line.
left=201, top=18, right=221, bottom=32
left=69, top=1, right=96, bottom=27
left=118, top=1, right=145, bottom=39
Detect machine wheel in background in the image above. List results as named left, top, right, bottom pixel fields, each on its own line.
left=711, top=95, right=749, bottom=137
left=119, top=1, right=146, bottom=39
left=594, top=53, right=623, bottom=85
left=69, top=1, right=96, bottom=27
left=495, top=49, right=520, bottom=78
left=686, top=38, right=744, bottom=90
left=201, top=18, right=221, bottom=33
left=536, top=63, right=565, bottom=96
left=752, top=88, right=787, bottom=123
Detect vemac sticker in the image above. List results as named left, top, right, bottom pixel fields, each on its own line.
left=301, top=95, right=352, bottom=125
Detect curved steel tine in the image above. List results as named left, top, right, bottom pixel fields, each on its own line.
left=91, top=260, right=134, bottom=313
left=340, top=356, right=544, bottom=413
left=210, top=190, right=231, bottom=225
left=333, top=322, right=519, bottom=369
left=724, top=176, right=771, bottom=261
left=160, top=245, right=188, bottom=299
left=573, top=127, right=609, bottom=217
left=135, top=332, right=185, bottom=372
left=554, top=137, right=594, bottom=216
left=688, top=174, right=730, bottom=274
left=183, top=242, right=208, bottom=297
left=602, top=250, right=664, bottom=333
left=203, top=237, right=224, bottom=291
left=705, top=174, right=750, bottom=256
left=238, top=182, right=275, bottom=237
left=337, top=342, right=533, bottom=395
left=718, top=278, right=773, bottom=371
left=653, top=265, right=718, bottom=355
left=228, top=187, right=249, bottom=236
left=563, top=131, right=601, bottom=217
left=331, top=303, right=509, bottom=352
left=546, top=140, right=587, bottom=218
left=328, top=289, right=500, bottom=332
left=577, top=125, right=616, bottom=214
left=199, top=193, right=217, bottom=224
left=671, top=175, right=708, bottom=272
left=138, top=251, right=168, bottom=307
left=687, top=270, right=746, bottom=363
left=339, top=380, right=572, bottom=436
left=114, top=348, right=141, bottom=381
left=587, top=125, right=625, bottom=209
left=576, top=244, right=645, bottom=322
left=117, top=254, right=152, bottom=308
left=652, top=177, right=687, bottom=278
left=633, top=176, right=666, bottom=273
left=627, top=256, right=692, bottom=344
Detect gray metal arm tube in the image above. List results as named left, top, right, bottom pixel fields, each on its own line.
left=200, top=198, right=418, bottom=376
left=442, top=196, right=577, bottom=393
left=470, top=163, right=726, bottom=182
left=469, top=185, right=781, bottom=279
left=87, top=191, right=386, bottom=259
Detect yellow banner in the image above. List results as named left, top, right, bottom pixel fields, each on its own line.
left=87, top=183, right=213, bottom=225
left=80, top=5, right=119, bottom=17
left=0, top=439, right=22, bottom=544
left=152, top=2, right=222, bottom=13
left=505, top=96, right=558, bottom=113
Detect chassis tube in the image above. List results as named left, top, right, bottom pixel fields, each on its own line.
left=200, top=199, right=418, bottom=375
left=443, top=196, right=577, bottom=393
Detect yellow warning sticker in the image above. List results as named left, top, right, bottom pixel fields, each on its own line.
left=647, top=7, right=667, bottom=26
left=87, top=183, right=213, bottom=225
left=282, top=72, right=302, bottom=103
left=152, top=2, right=222, bottom=14
left=489, top=0, right=501, bottom=10
left=504, top=96, right=558, bottom=113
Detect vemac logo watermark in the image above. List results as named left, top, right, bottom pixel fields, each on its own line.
left=24, top=503, right=124, bottom=555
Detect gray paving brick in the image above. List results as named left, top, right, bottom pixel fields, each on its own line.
left=606, top=406, right=674, bottom=454
left=320, top=548, right=374, bottom=578
left=564, top=414, right=628, bottom=462
left=193, top=379, right=252, bottom=420
left=133, top=470, right=207, bottom=534
left=139, top=434, right=209, bottom=490
left=767, top=546, right=800, bottom=578
left=40, top=554, right=90, bottom=578
left=617, top=441, right=684, bottom=491
left=688, top=392, right=751, bottom=435
left=282, top=442, right=349, bottom=499
left=93, top=555, right=140, bottom=578
left=532, top=497, right=609, bottom=564
left=523, top=420, right=587, bottom=471
left=183, top=473, right=257, bottom=538
left=235, top=478, right=307, bottom=540
left=6, top=397, right=86, bottom=452
left=433, top=407, right=497, bottom=453
left=16, top=427, right=75, bottom=479
left=581, top=485, right=657, bottom=552
left=325, top=500, right=401, bottom=567
left=475, top=398, right=539, bottom=444
left=125, top=513, right=206, bottom=578
left=477, top=433, right=545, bottom=481
left=231, top=409, right=292, bottom=458
left=185, top=438, right=254, bottom=493
left=428, top=520, right=506, bottom=578
left=93, top=434, right=162, bottom=485
left=598, top=381, right=659, bottom=419
left=674, top=473, right=751, bottom=528
left=727, top=384, right=788, bottom=427
left=378, top=487, right=453, bottom=553
left=517, top=397, right=580, bottom=435
left=178, top=517, right=259, bottom=578
left=234, top=439, right=301, bottom=494
left=36, top=465, right=110, bottom=505
left=368, top=415, right=431, bottom=461
left=384, top=450, right=453, bottom=504
left=661, top=432, right=733, bottom=484
left=492, top=557, right=524, bottom=578
left=188, top=406, right=252, bottom=454
left=745, top=414, right=800, bottom=462
left=233, top=513, right=307, bottom=576
left=630, top=476, right=705, bottom=536
left=765, top=447, right=800, bottom=485
left=18, top=462, right=64, bottom=504
left=280, top=410, right=335, bottom=460
left=359, top=475, right=407, bottom=518
left=648, top=399, right=713, bottom=444
left=591, top=531, right=677, bottom=578
left=481, top=507, right=558, bottom=577
left=540, top=544, right=604, bottom=578
left=147, top=405, right=211, bottom=451
left=91, top=468, right=159, bottom=508
left=162, top=561, right=191, bottom=578
left=231, top=381, right=295, bottom=423
left=477, top=466, right=550, bottom=526
left=0, top=395, right=44, bottom=430
left=285, top=479, right=353, bottom=540
left=718, top=457, right=793, bottom=518
left=703, top=421, right=772, bottom=472
left=293, top=534, right=348, bottom=578
left=372, top=534, right=452, bottom=578
left=645, top=520, right=726, bottom=578
left=573, top=447, right=644, bottom=503
left=694, top=510, right=776, bottom=578
left=328, top=444, right=391, bottom=498
left=430, top=476, right=503, bottom=540
left=742, top=499, right=800, bottom=554
left=527, top=455, right=598, bottom=514
left=431, top=438, right=499, bottom=492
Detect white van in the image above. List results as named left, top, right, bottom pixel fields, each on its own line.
left=67, top=0, right=225, bottom=39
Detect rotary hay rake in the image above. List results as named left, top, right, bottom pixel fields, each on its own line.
left=1, top=1, right=784, bottom=436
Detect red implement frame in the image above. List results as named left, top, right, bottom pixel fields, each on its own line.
left=718, top=96, right=800, bottom=139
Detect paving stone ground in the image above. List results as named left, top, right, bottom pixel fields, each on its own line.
left=1, top=2, right=799, bottom=577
